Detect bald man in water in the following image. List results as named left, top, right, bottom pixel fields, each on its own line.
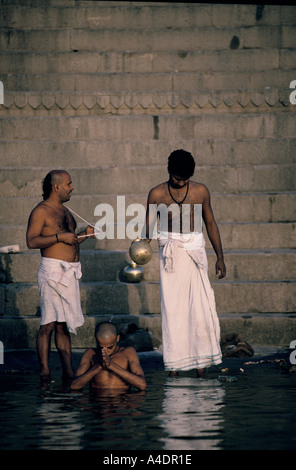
left=26, top=170, right=95, bottom=381
left=70, top=322, right=147, bottom=391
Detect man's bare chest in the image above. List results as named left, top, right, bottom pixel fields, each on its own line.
left=45, top=208, right=76, bottom=233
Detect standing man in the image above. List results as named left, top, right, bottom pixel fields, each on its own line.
left=26, top=170, right=95, bottom=381
left=144, top=149, right=226, bottom=378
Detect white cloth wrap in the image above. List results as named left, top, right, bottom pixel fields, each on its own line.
left=158, top=231, right=222, bottom=371
left=37, top=257, right=84, bottom=335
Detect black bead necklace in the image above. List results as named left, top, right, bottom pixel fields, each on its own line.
left=167, top=181, right=189, bottom=206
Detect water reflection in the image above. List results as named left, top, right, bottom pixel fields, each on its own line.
left=35, top=387, right=148, bottom=450
left=35, top=391, right=85, bottom=450
left=158, top=377, right=225, bottom=450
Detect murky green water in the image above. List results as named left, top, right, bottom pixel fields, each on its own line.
left=0, top=352, right=295, bottom=451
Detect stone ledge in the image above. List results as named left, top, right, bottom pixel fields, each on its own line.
left=0, top=313, right=295, bottom=349
left=0, top=90, right=294, bottom=115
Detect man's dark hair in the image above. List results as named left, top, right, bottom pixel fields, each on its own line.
left=42, top=172, right=54, bottom=200
left=167, top=149, right=195, bottom=179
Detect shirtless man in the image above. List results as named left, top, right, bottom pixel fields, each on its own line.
left=70, top=322, right=147, bottom=391
left=145, top=152, right=226, bottom=278
left=26, top=170, right=95, bottom=381
left=144, top=149, right=226, bottom=378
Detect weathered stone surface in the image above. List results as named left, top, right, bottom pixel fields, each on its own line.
left=0, top=1, right=295, bottom=349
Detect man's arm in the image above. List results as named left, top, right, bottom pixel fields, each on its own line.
left=201, top=186, right=226, bottom=279
left=70, top=350, right=100, bottom=390
left=26, top=206, right=78, bottom=249
left=103, top=347, right=147, bottom=391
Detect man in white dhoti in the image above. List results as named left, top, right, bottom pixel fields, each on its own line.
left=145, top=150, right=226, bottom=377
left=26, top=170, right=95, bottom=381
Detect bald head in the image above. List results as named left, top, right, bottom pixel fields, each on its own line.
left=42, top=170, right=70, bottom=200
left=95, top=321, right=118, bottom=341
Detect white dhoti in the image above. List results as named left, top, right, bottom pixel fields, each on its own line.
left=37, top=257, right=84, bottom=335
left=158, top=232, right=222, bottom=371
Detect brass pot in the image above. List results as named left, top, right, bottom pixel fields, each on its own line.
left=129, top=238, right=153, bottom=265
left=122, top=262, right=144, bottom=283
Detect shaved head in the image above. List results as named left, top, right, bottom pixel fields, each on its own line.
left=42, top=170, right=70, bottom=200
left=95, top=321, right=118, bottom=340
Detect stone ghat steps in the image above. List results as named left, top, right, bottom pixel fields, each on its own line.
left=1, top=277, right=295, bottom=317
left=1, top=249, right=295, bottom=284
left=1, top=192, right=295, bottom=225
left=1, top=3, right=295, bottom=30
left=1, top=24, right=295, bottom=53
left=0, top=114, right=294, bottom=142
left=1, top=138, right=295, bottom=167
left=2, top=71, right=295, bottom=94
left=2, top=313, right=296, bottom=350
left=0, top=49, right=289, bottom=75
left=1, top=222, right=295, bottom=252
left=1, top=165, right=295, bottom=197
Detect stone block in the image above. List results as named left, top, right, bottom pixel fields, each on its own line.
left=1, top=278, right=295, bottom=317
left=213, top=281, right=296, bottom=314
left=242, top=25, right=282, bottom=49
left=0, top=221, right=295, bottom=252
left=1, top=313, right=296, bottom=350
left=1, top=137, right=295, bottom=168
left=1, top=248, right=294, bottom=285
left=2, top=191, right=295, bottom=226
left=158, top=114, right=267, bottom=141
left=0, top=115, right=155, bottom=141
left=280, top=49, right=296, bottom=70
left=282, top=25, right=296, bottom=48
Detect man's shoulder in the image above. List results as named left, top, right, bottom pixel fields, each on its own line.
left=190, top=180, right=207, bottom=189
left=190, top=181, right=210, bottom=196
left=149, top=181, right=167, bottom=193
left=120, top=345, right=138, bottom=357
left=31, top=200, right=53, bottom=213
left=147, top=182, right=167, bottom=201
left=82, top=348, right=96, bottom=359
left=28, top=201, right=50, bottom=219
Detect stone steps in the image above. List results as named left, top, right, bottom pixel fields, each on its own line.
left=1, top=278, right=295, bottom=318
left=1, top=3, right=295, bottom=30
left=1, top=192, right=295, bottom=224
left=1, top=222, right=295, bottom=252
left=0, top=165, right=295, bottom=201
left=1, top=165, right=295, bottom=197
left=1, top=249, right=296, bottom=284
left=0, top=1, right=295, bottom=350
left=1, top=25, right=295, bottom=53
left=0, top=138, right=295, bottom=167
left=1, top=313, right=296, bottom=350
left=0, top=49, right=284, bottom=74
left=0, top=113, right=294, bottom=141
left=2, top=71, right=295, bottom=93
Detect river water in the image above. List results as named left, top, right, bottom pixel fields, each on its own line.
left=0, top=349, right=295, bottom=451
